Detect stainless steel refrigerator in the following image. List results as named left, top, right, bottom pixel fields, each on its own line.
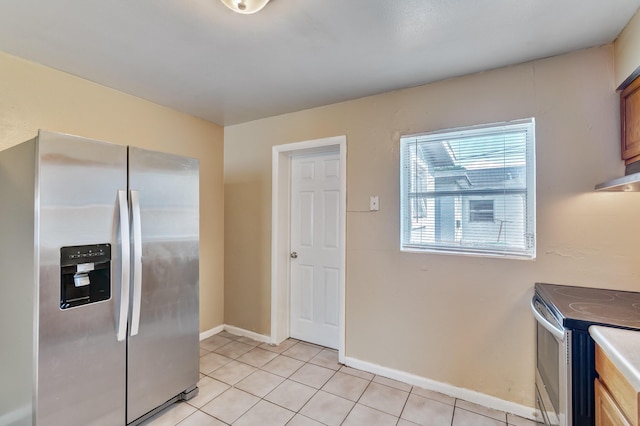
left=0, top=130, right=200, bottom=426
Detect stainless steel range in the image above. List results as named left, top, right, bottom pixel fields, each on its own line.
left=531, top=283, right=640, bottom=426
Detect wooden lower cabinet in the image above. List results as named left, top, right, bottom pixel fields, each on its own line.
left=595, top=343, right=640, bottom=426
left=596, top=378, right=633, bottom=426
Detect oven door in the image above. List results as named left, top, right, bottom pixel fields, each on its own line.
left=531, top=295, right=571, bottom=426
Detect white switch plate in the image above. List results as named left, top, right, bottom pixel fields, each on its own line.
left=370, top=195, right=379, bottom=211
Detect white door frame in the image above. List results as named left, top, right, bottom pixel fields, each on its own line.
left=271, top=135, right=346, bottom=363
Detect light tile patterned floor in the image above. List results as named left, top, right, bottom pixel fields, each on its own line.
left=142, top=331, right=537, bottom=426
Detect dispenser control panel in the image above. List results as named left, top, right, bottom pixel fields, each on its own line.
left=61, top=244, right=110, bottom=265
left=60, top=244, right=111, bottom=309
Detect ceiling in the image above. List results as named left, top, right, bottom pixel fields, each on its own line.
left=0, top=0, right=639, bottom=126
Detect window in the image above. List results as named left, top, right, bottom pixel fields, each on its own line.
left=400, top=118, right=536, bottom=258
left=469, top=200, right=494, bottom=222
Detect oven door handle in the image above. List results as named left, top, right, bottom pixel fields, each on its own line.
left=530, top=297, right=565, bottom=341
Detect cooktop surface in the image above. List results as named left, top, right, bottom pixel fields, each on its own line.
left=535, top=282, right=640, bottom=331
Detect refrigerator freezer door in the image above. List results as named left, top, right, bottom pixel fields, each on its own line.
left=36, top=131, right=128, bottom=425
left=127, top=147, right=200, bottom=423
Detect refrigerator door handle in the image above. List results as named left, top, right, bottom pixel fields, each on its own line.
left=117, top=190, right=131, bottom=342
left=130, top=190, right=143, bottom=337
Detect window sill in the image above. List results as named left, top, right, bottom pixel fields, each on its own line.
left=400, top=246, right=536, bottom=260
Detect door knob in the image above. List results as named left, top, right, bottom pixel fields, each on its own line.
left=290, top=252, right=298, bottom=259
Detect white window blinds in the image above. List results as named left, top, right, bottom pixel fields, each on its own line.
left=400, top=118, right=536, bottom=258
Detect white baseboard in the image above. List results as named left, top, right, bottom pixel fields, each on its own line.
left=223, top=324, right=271, bottom=343
left=199, top=324, right=224, bottom=341
left=198, top=326, right=538, bottom=421
left=344, top=356, right=539, bottom=422
left=199, top=324, right=271, bottom=344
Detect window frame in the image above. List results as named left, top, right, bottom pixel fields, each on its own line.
left=399, top=118, right=536, bottom=259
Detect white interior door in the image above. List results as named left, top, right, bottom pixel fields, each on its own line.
left=290, top=150, right=341, bottom=349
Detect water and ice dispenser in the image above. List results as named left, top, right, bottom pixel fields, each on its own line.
left=60, top=244, right=111, bottom=309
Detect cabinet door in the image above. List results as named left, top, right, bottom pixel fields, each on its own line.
left=621, top=76, right=640, bottom=164
left=595, top=379, right=633, bottom=426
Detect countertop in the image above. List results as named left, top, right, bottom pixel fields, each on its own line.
left=589, top=325, right=640, bottom=390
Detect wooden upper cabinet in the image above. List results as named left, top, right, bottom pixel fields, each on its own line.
left=621, top=76, right=640, bottom=165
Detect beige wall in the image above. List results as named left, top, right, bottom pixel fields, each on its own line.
left=224, top=45, right=640, bottom=407
left=615, top=6, right=640, bottom=87
left=0, top=51, right=224, bottom=332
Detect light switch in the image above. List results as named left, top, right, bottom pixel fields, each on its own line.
left=370, top=195, right=379, bottom=211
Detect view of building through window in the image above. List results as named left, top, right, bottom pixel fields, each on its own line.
left=400, top=119, right=536, bottom=258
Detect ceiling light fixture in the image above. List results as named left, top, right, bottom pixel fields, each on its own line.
left=220, top=0, right=270, bottom=14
